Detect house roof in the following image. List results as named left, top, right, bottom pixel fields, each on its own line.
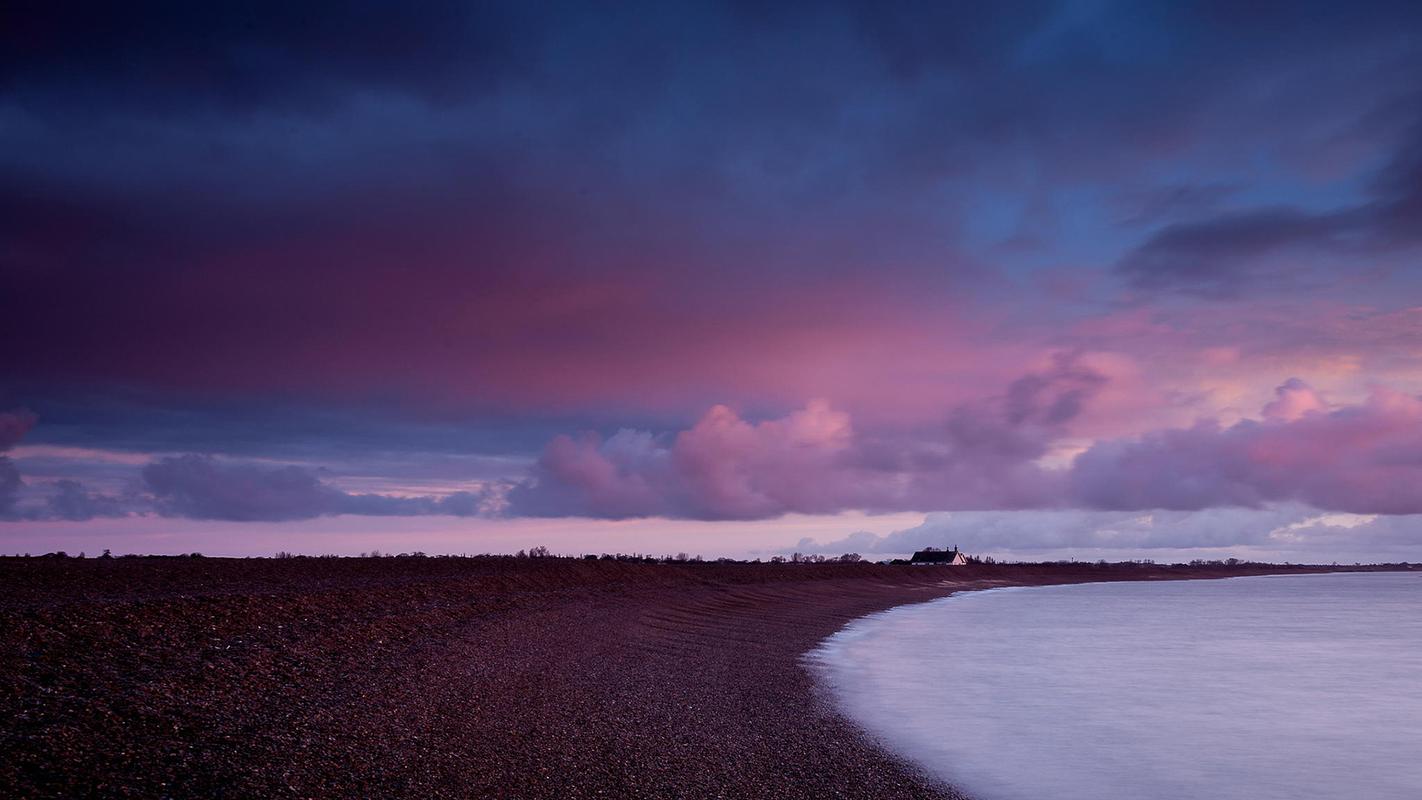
left=909, top=547, right=964, bottom=563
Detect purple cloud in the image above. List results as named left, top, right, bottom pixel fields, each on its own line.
left=44, top=479, right=128, bottom=521
left=0, top=409, right=38, bottom=514
left=0, top=458, right=19, bottom=515
left=0, top=409, right=37, bottom=451
left=142, top=455, right=496, bottom=522
left=510, top=356, right=1105, bottom=519
left=1071, top=382, right=1422, bottom=514
left=515, top=376, right=1422, bottom=520
left=1118, top=125, right=1422, bottom=297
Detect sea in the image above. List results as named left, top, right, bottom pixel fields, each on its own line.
left=809, top=571, right=1422, bottom=800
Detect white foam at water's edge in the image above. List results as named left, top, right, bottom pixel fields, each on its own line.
left=809, top=572, right=1422, bottom=800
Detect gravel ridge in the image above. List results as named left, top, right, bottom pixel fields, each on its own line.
left=1, top=558, right=1343, bottom=798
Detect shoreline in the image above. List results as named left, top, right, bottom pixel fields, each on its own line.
left=809, top=568, right=1421, bottom=800
left=1, top=558, right=1393, bottom=798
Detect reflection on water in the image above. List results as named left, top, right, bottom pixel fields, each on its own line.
left=811, top=572, right=1422, bottom=800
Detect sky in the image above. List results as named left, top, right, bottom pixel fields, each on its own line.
left=3, top=1, right=1422, bottom=561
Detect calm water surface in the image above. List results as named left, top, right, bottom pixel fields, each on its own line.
left=810, top=572, right=1422, bottom=800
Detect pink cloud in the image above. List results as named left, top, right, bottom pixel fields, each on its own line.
left=510, top=357, right=1104, bottom=519
left=517, top=374, right=1422, bottom=520
left=512, top=401, right=867, bottom=520
left=1260, top=378, right=1327, bottom=422
left=1071, top=381, right=1422, bottom=514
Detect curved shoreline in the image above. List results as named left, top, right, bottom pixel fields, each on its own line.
left=810, top=570, right=1422, bottom=800
left=1, top=558, right=1374, bottom=798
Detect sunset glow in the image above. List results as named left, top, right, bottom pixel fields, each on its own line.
left=4, top=1, right=1422, bottom=561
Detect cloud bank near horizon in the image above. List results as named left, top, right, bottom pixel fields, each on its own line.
left=6, top=375, right=1422, bottom=534
left=512, top=377, right=1422, bottom=520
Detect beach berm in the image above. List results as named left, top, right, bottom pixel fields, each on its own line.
left=1, top=556, right=1338, bottom=799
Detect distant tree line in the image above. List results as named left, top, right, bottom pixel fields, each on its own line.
left=11, top=550, right=1413, bottom=571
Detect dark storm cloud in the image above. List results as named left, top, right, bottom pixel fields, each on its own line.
left=1368, top=123, right=1422, bottom=241
left=1118, top=208, right=1352, bottom=297
left=143, top=455, right=345, bottom=521
left=16, top=388, right=574, bottom=462
left=0, top=459, right=20, bottom=515
left=1118, top=123, right=1422, bottom=297
left=6, top=0, right=1421, bottom=403
left=142, top=454, right=496, bottom=522
left=1, top=1, right=536, bottom=112
left=0, top=409, right=38, bottom=451
left=44, top=480, right=128, bottom=521
left=0, top=410, right=38, bottom=513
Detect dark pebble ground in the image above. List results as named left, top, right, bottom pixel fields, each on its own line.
left=0, top=557, right=1345, bottom=799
